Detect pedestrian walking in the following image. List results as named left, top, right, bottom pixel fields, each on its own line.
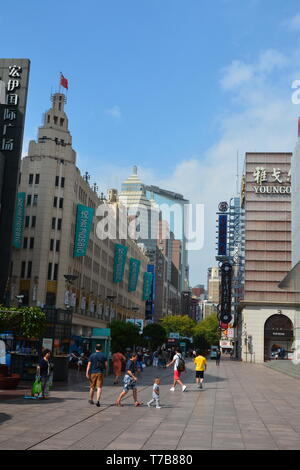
left=115, top=352, right=143, bottom=407
left=36, top=349, right=53, bottom=399
left=86, top=344, right=108, bottom=407
left=194, top=350, right=207, bottom=389
left=167, top=347, right=187, bottom=392
left=216, top=348, right=221, bottom=366
left=147, top=377, right=161, bottom=409
left=153, top=349, right=159, bottom=367
left=112, top=351, right=126, bottom=384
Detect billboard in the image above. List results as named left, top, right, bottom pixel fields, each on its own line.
left=113, top=243, right=128, bottom=283
left=73, top=204, right=94, bottom=257
left=128, top=258, right=141, bottom=292
left=0, top=59, right=30, bottom=303
left=218, top=214, right=228, bottom=256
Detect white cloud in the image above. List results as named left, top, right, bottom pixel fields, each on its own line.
left=105, top=105, right=121, bottom=119
left=285, top=13, right=300, bottom=32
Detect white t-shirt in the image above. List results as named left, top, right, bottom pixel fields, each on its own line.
left=152, top=383, right=159, bottom=399
left=173, top=353, right=182, bottom=371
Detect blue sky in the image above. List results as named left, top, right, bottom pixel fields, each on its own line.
left=2, top=0, right=300, bottom=285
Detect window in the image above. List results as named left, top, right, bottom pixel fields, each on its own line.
left=27, top=195, right=32, bottom=206
left=35, top=174, right=40, bottom=184
left=52, top=218, right=56, bottom=230
left=29, top=174, right=33, bottom=185
left=31, top=216, right=36, bottom=228
left=19, top=173, right=21, bottom=185
left=60, top=118, right=64, bottom=127
left=61, top=177, right=65, bottom=188
left=47, top=115, right=50, bottom=123
left=30, top=238, right=34, bottom=249
left=55, top=176, right=59, bottom=187
left=50, top=239, right=54, bottom=251
left=53, top=263, right=58, bottom=281
left=25, top=216, right=30, bottom=228
left=27, top=261, right=32, bottom=279
left=33, top=195, right=38, bottom=206
left=56, top=240, right=60, bottom=252
left=57, top=218, right=62, bottom=230
left=23, top=237, right=28, bottom=249
left=53, top=196, right=57, bottom=207
left=54, top=116, right=58, bottom=125
left=21, top=262, right=26, bottom=278
left=59, top=198, right=63, bottom=209
left=48, top=263, right=52, bottom=280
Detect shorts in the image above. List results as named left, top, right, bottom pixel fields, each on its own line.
left=174, top=370, right=181, bottom=381
left=196, top=371, right=204, bottom=379
left=90, top=373, right=104, bottom=389
left=123, top=375, right=136, bottom=392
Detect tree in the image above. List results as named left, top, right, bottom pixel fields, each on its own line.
left=0, top=306, right=46, bottom=338
left=193, top=314, right=220, bottom=346
left=160, top=315, right=196, bottom=338
left=110, top=320, right=141, bottom=353
left=142, top=323, right=166, bottom=349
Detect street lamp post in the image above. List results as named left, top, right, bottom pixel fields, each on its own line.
left=132, top=307, right=139, bottom=353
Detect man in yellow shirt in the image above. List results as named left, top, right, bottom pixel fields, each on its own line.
left=194, top=350, right=207, bottom=389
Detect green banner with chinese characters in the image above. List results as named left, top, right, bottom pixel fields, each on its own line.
left=113, top=243, right=128, bottom=283
left=142, top=271, right=153, bottom=301
left=128, top=258, right=141, bottom=292
left=12, top=192, right=26, bottom=248
left=73, top=204, right=94, bottom=257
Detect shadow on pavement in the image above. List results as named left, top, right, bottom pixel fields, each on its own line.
left=0, top=413, right=12, bottom=424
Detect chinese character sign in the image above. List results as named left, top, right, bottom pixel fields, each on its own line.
left=143, top=272, right=153, bottom=301
left=128, top=258, right=141, bottom=292
left=73, top=204, right=94, bottom=257
left=12, top=192, right=25, bottom=248
left=113, top=243, right=128, bottom=283
left=218, top=214, right=228, bottom=256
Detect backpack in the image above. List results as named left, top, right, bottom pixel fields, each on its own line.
left=177, top=354, right=185, bottom=372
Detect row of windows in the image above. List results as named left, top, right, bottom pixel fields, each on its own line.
left=53, top=197, right=64, bottom=208
left=52, top=217, right=62, bottom=230
left=50, top=239, right=60, bottom=252
left=27, top=194, right=38, bottom=206
left=25, top=216, right=36, bottom=228
left=21, top=261, right=32, bottom=279
left=47, top=114, right=65, bottom=126
left=48, top=263, right=59, bottom=281
left=23, top=237, right=34, bottom=249
left=29, top=174, right=40, bottom=185
left=55, top=176, right=65, bottom=188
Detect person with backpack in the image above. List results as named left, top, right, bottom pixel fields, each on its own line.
left=166, top=347, right=187, bottom=392
left=86, top=344, right=108, bottom=407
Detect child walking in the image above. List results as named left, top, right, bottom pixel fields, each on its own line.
left=147, top=377, right=161, bottom=409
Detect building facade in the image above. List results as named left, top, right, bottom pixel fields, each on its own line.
left=11, top=93, right=148, bottom=339
left=241, top=152, right=300, bottom=363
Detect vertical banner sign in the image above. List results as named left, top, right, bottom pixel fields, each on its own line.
left=73, top=204, right=94, bottom=257
left=218, top=214, right=228, bottom=256
left=0, top=59, right=30, bottom=303
left=128, top=258, right=141, bottom=292
left=12, top=192, right=25, bottom=248
left=143, top=272, right=153, bottom=301
left=113, top=243, right=128, bottom=283
left=145, top=264, right=155, bottom=320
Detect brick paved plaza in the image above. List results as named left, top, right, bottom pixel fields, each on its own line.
left=1, top=358, right=300, bottom=450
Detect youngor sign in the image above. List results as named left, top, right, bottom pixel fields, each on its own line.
left=218, top=214, right=228, bottom=256
left=128, top=258, right=141, bottom=292
left=113, top=243, right=128, bottom=283
left=12, top=192, right=25, bottom=248
left=73, top=204, right=94, bottom=257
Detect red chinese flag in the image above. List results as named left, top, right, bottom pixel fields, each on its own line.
left=60, top=74, right=68, bottom=90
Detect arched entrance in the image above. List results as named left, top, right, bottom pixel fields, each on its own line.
left=264, top=314, right=294, bottom=361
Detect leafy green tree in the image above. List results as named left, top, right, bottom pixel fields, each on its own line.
left=110, top=320, right=141, bottom=353
left=142, top=323, right=166, bottom=349
left=193, top=314, right=220, bottom=346
left=160, top=315, right=196, bottom=338
left=0, top=306, right=46, bottom=338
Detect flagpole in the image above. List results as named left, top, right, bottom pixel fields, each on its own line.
left=59, top=72, right=62, bottom=94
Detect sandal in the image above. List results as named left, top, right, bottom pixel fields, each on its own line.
left=134, top=401, right=143, bottom=407
left=115, top=401, right=124, bottom=407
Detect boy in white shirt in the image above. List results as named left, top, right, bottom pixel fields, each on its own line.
left=147, top=377, right=161, bottom=409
